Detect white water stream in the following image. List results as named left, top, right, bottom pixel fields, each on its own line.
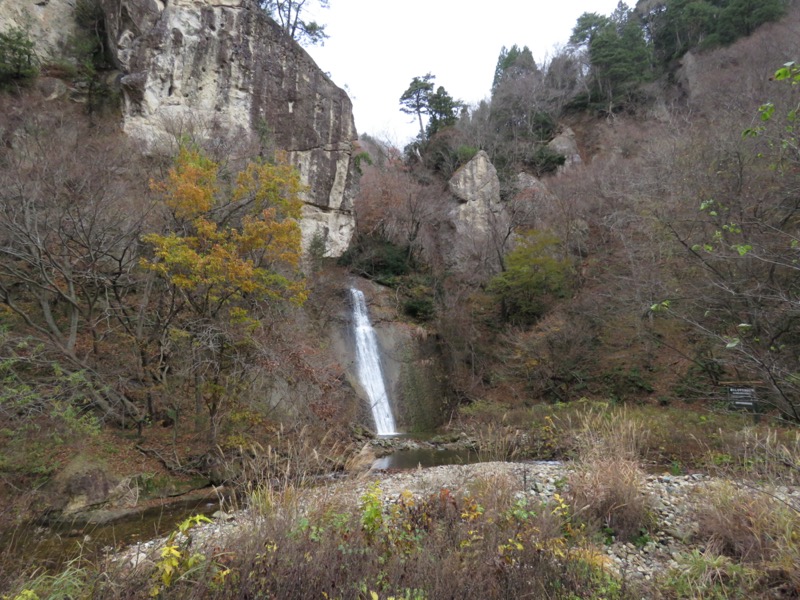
left=350, top=288, right=398, bottom=435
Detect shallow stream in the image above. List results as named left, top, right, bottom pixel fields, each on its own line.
left=1, top=493, right=221, bottom=571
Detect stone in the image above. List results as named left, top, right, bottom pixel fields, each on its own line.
left=345, top=443, right=377, bottom=474
left=0, top=0, right=76, bottom=56
left=446, top=150, right=509, bottom=275
left=0, top=0, right=358, bottom=256
left=36, top=77, right=69, bottom=101
left=449, top=150, right=500, bottom=205
left=100, top=0, right=358, bottom=256
left=546, top=126, right=582, bottom=173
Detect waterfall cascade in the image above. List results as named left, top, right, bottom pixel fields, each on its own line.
left=350, top=288, right=398, bottom=435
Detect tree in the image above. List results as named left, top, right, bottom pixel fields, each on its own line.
left=399, top=74, right=435, bottom=140
left=654, top=64, right=800, bottom=421
left=488, top=230, right=573, bottom=324
left=570, top=3, right=652, bottom=108
left=492, top=45, right=538, bottom=90
left=640, top=0, right=788, bottom=71
left=142, top=145, right=307, bottom=443
left=259, top=0, right=330, bottom=46
left=426, top=85, right=460, bottom=138
left=0, top=27, right=37, bottom=88
left=0, top=113, right=149, bottom=425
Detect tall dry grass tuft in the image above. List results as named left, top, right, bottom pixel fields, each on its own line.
left=473, top=423, right=526, bottom=462
left=694, top=481, right=800, bottom=593
left=228, top=426, right=353, bottom=491
left=712, top=426, right=800, bottom=485
left=573, top=405, right=651, bottom=460
left=567, top=406, right=654, bottom=542
left=568, top=454, right=652, bottom=543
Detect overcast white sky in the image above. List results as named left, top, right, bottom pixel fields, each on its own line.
left=305, top=0, right=624, bottom=145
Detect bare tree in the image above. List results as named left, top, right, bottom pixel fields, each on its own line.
left=0, top=111, right=153, bottom=424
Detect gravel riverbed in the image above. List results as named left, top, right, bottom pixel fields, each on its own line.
left=118, top=460, right=800, bottom=584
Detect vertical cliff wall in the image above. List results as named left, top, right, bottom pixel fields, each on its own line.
left=100, top=0, right=357, bottom=255
left=0, top=0, right=357, bottom=255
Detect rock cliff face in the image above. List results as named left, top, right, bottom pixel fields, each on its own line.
left=0, top=0, right=76, bottom=57
left=0, top=0, right=358, bottom=256
left=100, top=0, right=357, bottom=256
left=446, top=150, right=509, bottom=276
left=546, top=126, right=582, bottom=172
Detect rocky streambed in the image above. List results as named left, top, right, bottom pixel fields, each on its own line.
left=117, top=460, right=800, bottom=585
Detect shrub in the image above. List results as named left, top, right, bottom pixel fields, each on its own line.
left=524, top=145, right=566, bottom=177
left=339, top=235, right=413, bottom=283
left=93, top=480, right=633, bottom=599
left=488, top=230, right=573, bottom=324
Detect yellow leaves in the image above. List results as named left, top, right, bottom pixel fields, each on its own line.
left=460, top=495, right=484, bottom=522
left=152, top=145, right=218, bottom=220
left=142, top=146, right=307, bottom=318
left=551, top=493, right=570, bottom=519
left=232, top=151, right=306, bottom=220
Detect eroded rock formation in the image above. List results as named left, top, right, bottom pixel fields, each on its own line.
left=446, top=150, right=509, bottom=276
left=0, top=0, right=358, bottom=256
left=546, top=126, right=582, bottom=173
left=0, top=0, right=76, bottom=57
left=100, top=0, right=357, bottom=255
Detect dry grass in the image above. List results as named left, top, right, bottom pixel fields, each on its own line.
left=708, top=427, right=800, bottom=485
left=566, top=407, right=654, bottom=543
left=82, top=480, right=633, bottom=600
left=693, top=481, right=800, bottom=594
left=568, top=455, right=653, bottom=543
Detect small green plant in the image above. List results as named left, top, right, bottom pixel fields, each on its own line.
left=4, top=563, right=88, bottom=600
left=359, top=482, right=385, bottom=542
left=665, top=549, right=756, bottom=599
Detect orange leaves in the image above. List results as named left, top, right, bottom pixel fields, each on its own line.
left=142, top=146, right=307, bottom=317
left=151, top=146, right=218, bottom=220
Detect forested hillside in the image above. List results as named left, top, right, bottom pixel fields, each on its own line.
left=351, top=0, right=800, bottom=422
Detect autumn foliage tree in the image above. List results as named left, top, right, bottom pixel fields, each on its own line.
left=142, top=145, right=306, bottom=443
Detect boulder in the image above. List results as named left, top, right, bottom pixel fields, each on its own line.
left=546, top=127, right=582, bottom=172
left=344, top=443, right=378, bottom=474
left=44, top=454, right=118, bottom=516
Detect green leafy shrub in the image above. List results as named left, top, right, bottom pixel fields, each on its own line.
left=488, top=230, right=572, bottom=324
left=524, top=145, right=566, bottom=177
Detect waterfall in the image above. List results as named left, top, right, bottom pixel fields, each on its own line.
left=350, top=288, right=398, bottom=436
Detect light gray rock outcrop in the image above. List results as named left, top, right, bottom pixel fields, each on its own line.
left=0, top=0, right=76, bottom=58
left=446, top=150, right=509, bottom=276
left=100, top=0, right=358, bottom=256
left=0, top=0, right=358, bottom=256
left=546, top=126, right=582, bottom=172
